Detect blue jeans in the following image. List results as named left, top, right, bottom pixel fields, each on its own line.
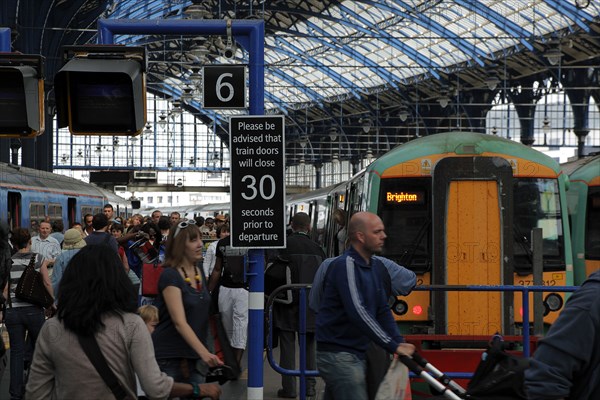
left=316, top=350, right=367, bottom=400
left=5, top=306, right=45, bottom=400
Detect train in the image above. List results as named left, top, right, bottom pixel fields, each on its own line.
left=563, top=154, right=600, bottom=284
left=0, top=161, right=132, bottom=230
left=284, top=131, right=576, bottom=338
left=187, top=132, right=598, bottom=340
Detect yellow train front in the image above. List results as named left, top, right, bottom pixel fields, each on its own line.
left=350, top=131, right=574, bottom=339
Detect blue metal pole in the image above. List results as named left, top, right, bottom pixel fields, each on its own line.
left=247, top=249, right=265, bottom=399
left=0, top=28, right=11, bottom=52
left=97, top=19, right=266, bottom=399
left=522, top=288, right=530, bottom=357
left=298, top=288, right=307, bottom=399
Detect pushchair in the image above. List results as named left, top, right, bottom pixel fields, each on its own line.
left=402, top=335, right=529, bottom=399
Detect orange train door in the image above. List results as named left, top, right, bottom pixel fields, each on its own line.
left=432, top=157, right=514, bottom=336
left=446, top=180, right=501, bottom=335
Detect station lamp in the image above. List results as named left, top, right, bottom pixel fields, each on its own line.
left=55, top=45, right=147, bottom=136
left=0, top=54, right=45, bottom=138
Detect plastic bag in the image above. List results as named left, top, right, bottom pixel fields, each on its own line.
left=374, top=358, right=412, bottom=400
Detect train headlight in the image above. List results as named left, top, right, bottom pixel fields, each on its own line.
left=392, top=299, right=408, bottom=316
left=544, top=293, right=563, bottom=312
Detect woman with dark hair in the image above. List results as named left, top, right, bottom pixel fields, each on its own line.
left=26, top=244, right=221, bottom=399
left=2, top=228, right=52, bottom=400
left=152, top=220, right=223, bottom=386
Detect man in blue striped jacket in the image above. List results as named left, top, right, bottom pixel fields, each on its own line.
left=315, top=211, right=415, bottom=400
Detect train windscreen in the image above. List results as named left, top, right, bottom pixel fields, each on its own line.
left=586, top=188, right=600, bottom=260
left=378, top=178, right=431, bottom=273
left=513, top=178, right=566, bottom=273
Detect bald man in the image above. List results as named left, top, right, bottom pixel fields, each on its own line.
left=315, top=212, right=415, bottom=400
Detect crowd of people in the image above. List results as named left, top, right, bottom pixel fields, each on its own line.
left=0, top=206, right=226, bottom=400
left=0, top=204, right=597, bottom=400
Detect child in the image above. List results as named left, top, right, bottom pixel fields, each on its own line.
left=137, top=305, right=159, bottom=399
left=138, top=304, right=159, bottom=333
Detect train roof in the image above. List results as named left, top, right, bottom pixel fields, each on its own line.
left=286, top=182, right=346, bottom=204
left=562, top=154, right=600, bottom=185
left=0, top=162, right=106, bottom=198
left=372, top=131, right=560, bottom=174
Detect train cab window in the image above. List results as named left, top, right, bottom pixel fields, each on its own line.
left=585, top=189, right=600, bottom=260
left=378, top=178, right=431, bottom=273
left=513, top=178, right=565, bottom=273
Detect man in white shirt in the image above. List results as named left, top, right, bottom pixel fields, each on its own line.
left=30, top=221, right=61, bottom=265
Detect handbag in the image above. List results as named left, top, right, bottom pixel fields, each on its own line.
left=15, top=255, right=54, bottom=308
left=374, top=357, right=411, bottom=400
left=141, top=262, right=163, bottom=296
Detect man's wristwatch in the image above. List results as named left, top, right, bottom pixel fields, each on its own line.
left=191, top=382, right=201, bottom=399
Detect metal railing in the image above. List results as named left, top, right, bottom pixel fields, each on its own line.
left=265, top=283, right=579, bottom=395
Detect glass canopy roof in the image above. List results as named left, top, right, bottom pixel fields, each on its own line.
left=103, top=0, right=600, bottom=116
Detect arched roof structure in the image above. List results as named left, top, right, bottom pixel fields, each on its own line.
left=2, top=0, right=600, bottom=167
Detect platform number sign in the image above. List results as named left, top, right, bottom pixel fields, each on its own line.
left=202, top=65, right=246, bottom=109
left=230, top=115, right=286, bottom=249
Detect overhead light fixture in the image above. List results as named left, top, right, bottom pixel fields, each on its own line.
left=366, top=148, right=374, bottom=162
left=438, top=95, right=450, bottom=108
left=328, top=127, right=338, bottom=141
left=181, top=86, right=194, bottom=102
left=60, top=154, right=69, bottom=163
left=76, top=149, right=83, bottom=158
left=171, top=100, right=182, bottom=115
left=485, top=75, right=501, bottom=91
left=113, top=137, right=119, bottom=150
left=331, top=152, right=339, bottom=165
left=543, top=116, right=551, bottom=134
left=158, top=112, right=167, bottom=129
left=189, top=41, right=210, bottom=60
left=189, top=67, right=202, bottom=84
left=299, top=135, right=308, bottom=148
left=544, top=47, right=562, bottom=66
left=299, top=157, right=305, bottom=165
left=399, top=105, right=409, bottom=122
left=95, top=145, right=102, bottom=155
left=360, top=117, right=372, bottom=133
left=184, top=4, right=212, bottom=19
left=575, top=0, right=590, bottom=9
left=491, top=126, right=498, bottom=135
left=143, top=124, right=152, bottom=138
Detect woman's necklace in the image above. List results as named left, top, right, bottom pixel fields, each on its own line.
left=181, top=265, right=202, bottom=291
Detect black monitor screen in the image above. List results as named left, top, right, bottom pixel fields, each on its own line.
left=0, top=70, right=29, bottom=133
left=69, top=72, right=135, bottom=133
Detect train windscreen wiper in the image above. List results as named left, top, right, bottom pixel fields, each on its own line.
left=398, top=218, right=430, bottom=268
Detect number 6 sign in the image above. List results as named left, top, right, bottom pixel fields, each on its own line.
left=203, top=65, right=247, bottom=109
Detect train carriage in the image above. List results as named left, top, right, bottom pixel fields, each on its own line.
left=563, top=154, right=600, bottom=283
left=0, top=162, right=129, bottom=229
left=347, top=131, right=573, bottom=337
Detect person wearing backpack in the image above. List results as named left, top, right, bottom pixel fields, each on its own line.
left=524, top=270, right=600, bottom=400
left=208, top=232, right=252, bottom=367
left=270, top=212, right=326, bottom=398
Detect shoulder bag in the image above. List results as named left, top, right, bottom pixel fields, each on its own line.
left=77, top=334, right=131, bottom=400
left=15, top=254, right=54, bottom=308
